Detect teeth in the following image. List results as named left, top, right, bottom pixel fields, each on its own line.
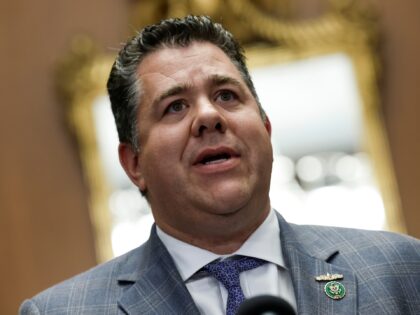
left=204, top=157, right=228, bottom=165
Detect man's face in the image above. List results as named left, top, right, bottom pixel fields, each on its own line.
left=120, top=42, right=273, bottom=242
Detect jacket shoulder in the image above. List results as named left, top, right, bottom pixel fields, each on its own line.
left=19, top=245, right=146, bottom=315
left=290, top=223, right=419, bottom=263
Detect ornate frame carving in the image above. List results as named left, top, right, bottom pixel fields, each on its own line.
left=56, top=36, right=115, bottom=261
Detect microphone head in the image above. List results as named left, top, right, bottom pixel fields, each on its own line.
left=236, top=295, right=296, bottom=315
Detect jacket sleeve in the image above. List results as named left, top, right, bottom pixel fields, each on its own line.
left=19, top=299, right=41, bottom=315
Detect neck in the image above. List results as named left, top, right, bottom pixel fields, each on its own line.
left=156, top=202, right=271, bottom=255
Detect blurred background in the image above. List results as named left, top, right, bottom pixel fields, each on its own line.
left=1, top=0, right=419, bottom=313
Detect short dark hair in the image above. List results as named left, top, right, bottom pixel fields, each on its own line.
left=107, top=15, right=264, bottom=151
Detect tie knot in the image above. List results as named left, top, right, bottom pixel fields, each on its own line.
left=203, top=256, right=267, bottom=315
left=203, top=256, right=266, bottom=289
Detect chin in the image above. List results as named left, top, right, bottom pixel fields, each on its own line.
left=203, top=185, right=253, bottom=212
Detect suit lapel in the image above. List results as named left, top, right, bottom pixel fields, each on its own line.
left=117, top=225, right=200, bottom=315
left=276, top=213, right=357, bottom=315
left=115, top=213, right=359, bottom=314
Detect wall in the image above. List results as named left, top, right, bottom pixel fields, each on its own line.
left=370, top=0, right=420, bottom=238
left=0, top=0, right=418, bottom=313
left=0, top=1, right=128, bottom=313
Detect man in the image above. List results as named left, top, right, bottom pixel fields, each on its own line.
left=21, top=15, right=419, bottom=315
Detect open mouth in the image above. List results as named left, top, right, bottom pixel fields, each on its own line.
left=194, top=147, right=239, bottom=166
left=199, top=152, right=231, bottom=165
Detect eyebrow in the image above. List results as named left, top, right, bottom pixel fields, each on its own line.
left=153, top=83, right=191, bottom=107
left=210, top=74, right=243, bottom=89
left=152, top=74, right=244, bottom=107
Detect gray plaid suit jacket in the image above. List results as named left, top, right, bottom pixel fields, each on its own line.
left=20, top=212, right=420, bottom=314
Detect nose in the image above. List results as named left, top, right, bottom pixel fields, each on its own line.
left=191, top=98, right=227, bottom=137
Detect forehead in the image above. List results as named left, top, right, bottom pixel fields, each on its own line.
left=136, top=42, right=245, bottom=94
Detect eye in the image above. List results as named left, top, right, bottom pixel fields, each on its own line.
left=165, top=100, right=187, bottom=114
left=216, top=90, right=237, bottom=103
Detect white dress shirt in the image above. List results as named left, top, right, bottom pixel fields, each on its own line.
left=156, top=209, right=297, bottom=315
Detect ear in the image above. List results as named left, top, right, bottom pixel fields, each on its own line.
left=264, top=115, right=272, bottom=136
left=118, top=143, right=147, bottom=192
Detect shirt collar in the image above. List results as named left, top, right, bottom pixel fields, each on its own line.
left=156, top=209, right=285, bottom=281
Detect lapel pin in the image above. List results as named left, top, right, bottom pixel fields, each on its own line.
left=315, top=273, right=344, bottom=282
left=324, top=281, right=346, bottom=300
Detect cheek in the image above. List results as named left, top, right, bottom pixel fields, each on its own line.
left=243, top=123, right=273, bottom=164
left=238, top=116, right=271, bottom=144
left=142, top=126, right=188, bottom=163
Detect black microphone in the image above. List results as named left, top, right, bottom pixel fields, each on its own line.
left=236, top=295, right=296, bottom=315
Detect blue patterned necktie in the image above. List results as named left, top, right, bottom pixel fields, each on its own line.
left=203, top=256, right=267, bottom=315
